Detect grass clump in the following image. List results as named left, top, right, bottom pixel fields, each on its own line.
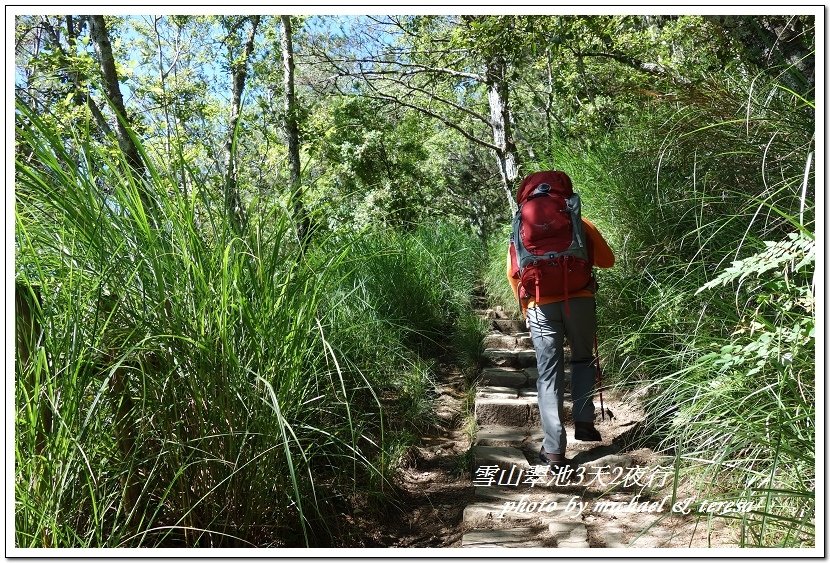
left=588, top=77, right=813, bottom=547
left=14, top=98, right=482, bottom=547
left=481, top=223, right=519, bottom=316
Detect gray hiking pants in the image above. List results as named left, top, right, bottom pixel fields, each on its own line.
left=527, top=297, right=597, bottom=455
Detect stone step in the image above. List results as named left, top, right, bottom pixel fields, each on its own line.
left=476, top=394, right=575, bottom=428
left=462, top=493, right=574, bottom=528
left=476, top=386, right=519, bottom=399
left=474, top=482, right=529, bottom=499
left=473, top=445, right=530, bottom=472
left=462, top=491, right=591, bottom=547
left=482, top=332, right=534, bottom=351
left=476, top=395, right=537, bottom=427
left=478, top=367, right=529, bottom=388
left=479, top=366, right=574, bottom=390
left=477, top=425, right=612, bottom=453
left=482, top=348, right=537, bottom=369
left=474, top=306, right=512, bottom=320
left=476, top=386, right=541, bottom=400
left=527, top=367, right=572, bottom=390
left=491, top=318, right=527, bottom=334
left=550, top=521, right=591, bottom=548
left=473, top=424, right=531, bottom=448
left=461, top=527, right=550, bottom=548
left=476, top=418, right=639, bottom=470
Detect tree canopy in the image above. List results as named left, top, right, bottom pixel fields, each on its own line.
left=14, top=13, right=815, bottom=237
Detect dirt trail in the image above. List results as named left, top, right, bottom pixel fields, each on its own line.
left=357, top=303, right=739, bottom=549
left=351, top=359, right=473, bottom=547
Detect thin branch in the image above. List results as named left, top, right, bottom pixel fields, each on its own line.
left=319, top=46, right=491, bottom=129
left=153, top=16, right=183, bottom=82
left=324, top=56, right=485, bottom=82
left=383, top=15, right=422, bottom=39
left=354, top=75, right=500, bottom=153
left=361, top=73, right=491, bottom=128
left=578, top=50, right=690, bottom=84
left=15, top=23, right=42, bottom=52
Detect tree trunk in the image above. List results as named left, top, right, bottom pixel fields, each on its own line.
left=544, top=47, right=556, bottom=152
left=281, top=15, right=309, bottom=247
left=222, top=15, right=259, bottom=234
left=88, top=16, right=147, bottom=180
left=153, top=16, right=174, bottom=165
left=485, top=56, right=520, bottom=215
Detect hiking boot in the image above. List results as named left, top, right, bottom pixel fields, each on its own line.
left=538, top=447, right=571, bottom=472
left=574, top=421, right=602, bottom=441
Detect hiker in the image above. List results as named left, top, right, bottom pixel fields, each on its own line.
left=506, top=170, right=615, bottom=469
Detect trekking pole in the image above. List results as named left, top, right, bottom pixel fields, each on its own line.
left=591, top=289, right=605, bottom=421
left=594, top=333, right=605, bottom=421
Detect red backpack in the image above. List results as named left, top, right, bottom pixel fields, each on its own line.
left=509, top=170, right=594, bottom=306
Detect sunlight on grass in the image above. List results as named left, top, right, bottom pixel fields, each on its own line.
left=14, top=98, right=483, bottom=547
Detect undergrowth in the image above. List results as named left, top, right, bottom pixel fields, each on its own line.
left=14, top=98, right=483, bottom=548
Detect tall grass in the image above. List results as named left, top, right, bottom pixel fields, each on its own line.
left=481, top=223, right=519, bottom=316
left=489, top=74, right=815, bottom=546
left=14, top=99, right=483, bottom=547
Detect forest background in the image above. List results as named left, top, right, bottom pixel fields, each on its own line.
left=12, top=8, right=819, bottom=550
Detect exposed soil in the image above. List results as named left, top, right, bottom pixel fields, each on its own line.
left=350, top=361, right=475, bottom=547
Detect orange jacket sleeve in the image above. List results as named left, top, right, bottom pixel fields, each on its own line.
left=583, top=218, right=615, bottom=268
left=506, top=242, right=522, bottom=308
